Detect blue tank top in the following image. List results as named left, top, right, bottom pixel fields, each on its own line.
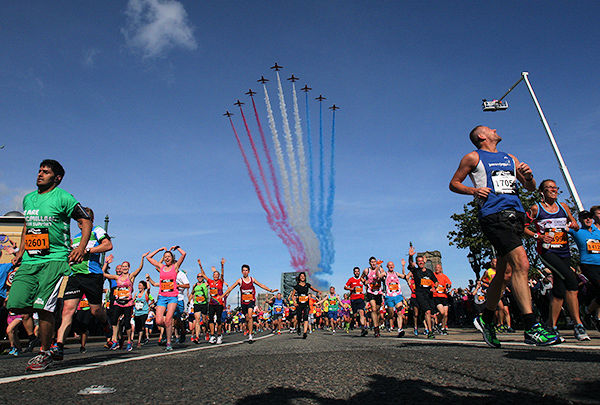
left=272, top=298, right=284, bottom=315
left=469, top=150, right=524, bottom=218
left=535, top=202, right=570, bottom=257
left=133, top=291, right=149, bottom=315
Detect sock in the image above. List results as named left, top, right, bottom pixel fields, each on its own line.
left=523, top=313, right=536, bottom=330
left=482, top=308, right=495, bottom=324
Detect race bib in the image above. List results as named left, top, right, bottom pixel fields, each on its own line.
left=587, top=239, right=600, bottom=254
left=491, top=170, right=516, bottom=194
left=420, top=279, right=433, bottom=287
left=115, top=287, right=130, bottom=299
left=209, top=288, right=218, bottom=297
left=24, top=228, right=50, bottom=255
left=275, top=307, right=282, bottom=313
left=298, top=295, right=308, bottom=304
left=241, top=293, right=254, bottom=302
left=160, top=279, right=175, bottom=292
left=355, top=286, right=363, bottom=293
left=134, top=301, right=144, bottom=310
left=388, top=283, right=399, bottom=292
left=549, top=230, right=568, bottom=247
left=194, top=295, right=206, bottom=304
left=79, top=298, right=90, bottom=308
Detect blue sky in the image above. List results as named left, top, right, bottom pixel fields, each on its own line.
left=1, top=1, right=599, bottom=298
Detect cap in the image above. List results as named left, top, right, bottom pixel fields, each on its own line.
left=579, top=210, right=593, bottom=220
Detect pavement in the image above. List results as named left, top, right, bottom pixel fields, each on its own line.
left=1, top=328, right=599, bottom=404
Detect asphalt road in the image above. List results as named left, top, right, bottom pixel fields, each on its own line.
left=1, top=328, right=599, bottom=404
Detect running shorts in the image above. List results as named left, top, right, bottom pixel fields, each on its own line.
left=7, top=261, right=69, bottom=313
left=350, top=298, right=365, bottom=313
left=327, top=311, right=338, bottom=321
left=365, top=293, right=383, bottom=306
left=73, top=309, right=92, bottom=334
left=581, top=263, right=600, bottom=301
left=194, top=303, right=209, bottom=315
left=434, top=297, right=449, bottom=307
left=296, top=304, right=309, bottom=322
left=272, top=313, right=282, bottom=320
left=479, top=210, right=525, bottom=257
left=241, top=301, right=255, bottom=315
left=174, top=300, right=185, bottom=318
left=111, top=305, right=133, bottom=329
left=385, top=295, right=404, bottom=308
left=134, top=314, right=148, bottom=333
left=209, top=304, right=224, bottom=324
left=63, top=273, right=104, bottom=305
left=156, top=295, right=178, bottom=308
left=540, top=252, right=578, bottom=299
left=415, top=292, right=434, bottom=312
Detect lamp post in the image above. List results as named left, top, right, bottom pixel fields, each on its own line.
left=482, top=72, right=584, bottom=212
left=467, top=250, right=482, bottom=280
left=101, top=215, right=109, bottom=265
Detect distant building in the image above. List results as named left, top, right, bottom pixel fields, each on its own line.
left=418, top=250, right=442, bottom=271
left=256, top=293, right=270, bottom=310
left=281, top=271, right=298, bottom=299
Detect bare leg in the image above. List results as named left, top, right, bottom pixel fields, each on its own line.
left=57, top=299, right=78, bottom=344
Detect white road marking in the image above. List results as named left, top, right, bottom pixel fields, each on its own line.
left=0, top=334, right=274, bottom=385
left=390, top=336, right=600, bottom=350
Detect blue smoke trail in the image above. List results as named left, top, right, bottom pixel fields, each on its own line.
left=316, top=98, right=330, bottom=273
left=321, top=108, right=336, bottom=273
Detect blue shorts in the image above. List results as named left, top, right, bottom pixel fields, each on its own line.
left=385, top=295, right=404, bottom=308
left=156, top=295, right=178, bottom=308
left=327, top=311, right=338, bottom=320
left=174, top=300, right=185, bottom=317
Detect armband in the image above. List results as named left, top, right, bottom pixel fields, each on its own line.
left=71, top=203, right=91, bottom=221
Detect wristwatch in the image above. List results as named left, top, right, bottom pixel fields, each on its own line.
left=533, top=233, right=539, bottom=239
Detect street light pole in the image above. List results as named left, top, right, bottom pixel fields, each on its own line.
left=520, top=72, right=584, bottom=211
left=101, top=215, right=109, bottom=265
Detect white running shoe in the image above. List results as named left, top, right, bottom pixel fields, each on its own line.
left=248, top=334, right=254, bottom=343
left=209, top=335, right=216, bottom=344
left=216, top=335, right=223, bottom=344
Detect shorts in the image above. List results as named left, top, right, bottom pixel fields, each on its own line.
left=73, top=309, right=92, bottom=334
left=327, top=311, right=338, bottom=321
left=156, top=295, right=178, bottom=308
left=194, top=303, right=209, bottom=315
left=241, top=301, right=255, bottom=315
left=479, top=210, right=525, bottom=257
left=409, top=297, right=418, bottom=309
left=415, top=292, right=434, bottom=312
left=540, top=252, right=578, bottom=299
left=134, top=314, right=148, bottom=333
left=174, top=300, right=185, bottom=318
left=434, top=297, right=449, bottom=307
left=6, top=313, right=23, bottom=325
left=63, top=273, right=104, bottom=305
left=385, top=295, right=404, bottom=308
left=296, top=304, right=309, bottom=322
left=365, top=293, right=383, bottom=306
left=581, top=263, right=600, bottom=301
left=272, top=313, right=282, bottom=320
left=7, top=261, right=69, bottom=313
left=209, top=304, right=224, bottom=324
left=112, top=305, right=133, bottom=329
left=350, top=298, right=365, bottom=313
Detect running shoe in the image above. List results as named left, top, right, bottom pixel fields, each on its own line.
left=126, top=342, right=133, bottom=352
left=332, top=329, right=336, bottom=334
left=24, top=337, right=40, bottom=353
left=574, top=324, right=591, bottom=341
left=104, top=340, right=113, bottom=349
left=8, top=347, right=19, bottom=356
left=297, top=327, right=301, bottom=335
left=551, top=326, right=566, bottom=343
left=158, top=338, right=166, bottom=346
left=165, top=344, right=173, bottom=352
left=205, top=333, right=210, bottom=341
left=216, top=335, right=223, bottom=344
left=473, top=315, right=501, bottom=348
left=110, top=341, right=120, bottom=351
left=427, top=330, right=435, bottom=339
left=277, top=330, right=281, bottom=335
left=424, top=329, right=429, bottom=336
left=248, top=334, right=254, bottom=344
left=413, top=328, right=418, bottom=336
left=143, top=338, right=150, bottom=345
left=360, top=328, right=368, bottom=337
left=397, top=329, right=405, bottom=338
left=524, top=323, right=560, bottom=346
left=506, top=327, right=515, bottom=333
left=302, top=332, right=307, bottom=339
left=374, top=326, right=380, bottom=338
left=441, top=328, right=448, bottom=336
left=209, top=335, right=216, bottom=344
left=26, top=351, right=53, bottom=371
left=49, top=343, right=64, bottom=360
left=79, top=346, right=87, bottom=354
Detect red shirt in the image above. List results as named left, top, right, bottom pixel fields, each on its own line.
left=207, top=279, right=224, bottom=305
left=345, top=276, right=365, bottom=300
left=433, top=273, right=451, bottom=298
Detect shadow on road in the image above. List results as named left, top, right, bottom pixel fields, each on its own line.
left=236, top=374, right=570, bottom=404
left=503, top=348, right=600, bottom=363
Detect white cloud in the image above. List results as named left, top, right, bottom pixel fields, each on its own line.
left=122, top=0, right=197, bottom=58
left=82, top=48, right=100, bottom=67
left=0, top=183, right=28, bottom=214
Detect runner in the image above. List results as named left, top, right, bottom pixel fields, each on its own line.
left=133, top=280, right=153, bottom=348
left=189, top=273, right=209, bottom=343
left=524, top=179, right=588, bottom=341
left=384, top=260, right=407, bottom=337
left=344, top=266, right=368, bottom=336
left=317, top=286, right=342, bottom=333
left=174, top=268, right=190, bottom=343
left=450, top=125, right=559, bottom=347
left=362, top=257, right=385, bottom=337
left=54, top=207, right=113, bottom=360
left=146, top=246, right=186, bottom=351
left=197, top=258, right=226, bottom=344
left=569, top=210, right=600, bottom=329
left=289, top=272, right=320, bottom=339
left=8, top=159, right=92, bottom=371
left=222, top=264, right=277, bottom=343
left=433, top=264, right=451, bottom=335
left=408, top=248, right=437, bottom=338
left=145, top=304, right=156, bottom=342
left=71, top=294, right=91, bottom=353
left=104, top=253, right=147, bottom=351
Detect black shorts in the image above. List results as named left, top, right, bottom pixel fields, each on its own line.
left=581, top=263, right=600, bottom=301
left=296, top=304, right=309, bottom=322
left=350, top=298, right=365, bottom=313
left=365, top=293, right=383, bottom=306
left=272, top=313, right=282, bottom=320
left=63, top=273, right=104, bottom=305
left=540, top=252, right=578, bottom=299
left=241, top=301, right=255, bottom=315
left=479, top=210, right=525, bottom=257
left=415, top=293, right=434, bottom=312
left=112, top=305, right=133, bottom=329
left=194, top=303, right=209, bottom=315
left=72, top=309, right=92, bottom=334
left=134, top=314, right=148, bottom=332
left=209, top=304, right=223, bottom=324
left=434, top=297, right=449, bottom=307
left=409, top=297, right=418, bottom=309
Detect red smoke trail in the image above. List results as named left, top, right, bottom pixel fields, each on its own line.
left=229, top=116, right=306, bottom=270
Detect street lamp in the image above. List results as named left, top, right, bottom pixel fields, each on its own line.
left=482, top=72, right=584, bottom=212
left=467, top=250, right=482, bottom=280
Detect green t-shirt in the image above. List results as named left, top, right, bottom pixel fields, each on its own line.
left=70, top=226, right=108, bottom=275
left=192, top=282, right=209, bottom=305
left=22, top=187, right=79, bottom=265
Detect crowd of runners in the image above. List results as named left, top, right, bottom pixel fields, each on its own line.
left=0, top=142, right=599, bottom=370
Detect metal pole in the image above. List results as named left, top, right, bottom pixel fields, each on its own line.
left=521, top=72, right=584, bottom=211
left=101, top=215, right=109, bottom=265
left=498, top=76, right=525, bottom=102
